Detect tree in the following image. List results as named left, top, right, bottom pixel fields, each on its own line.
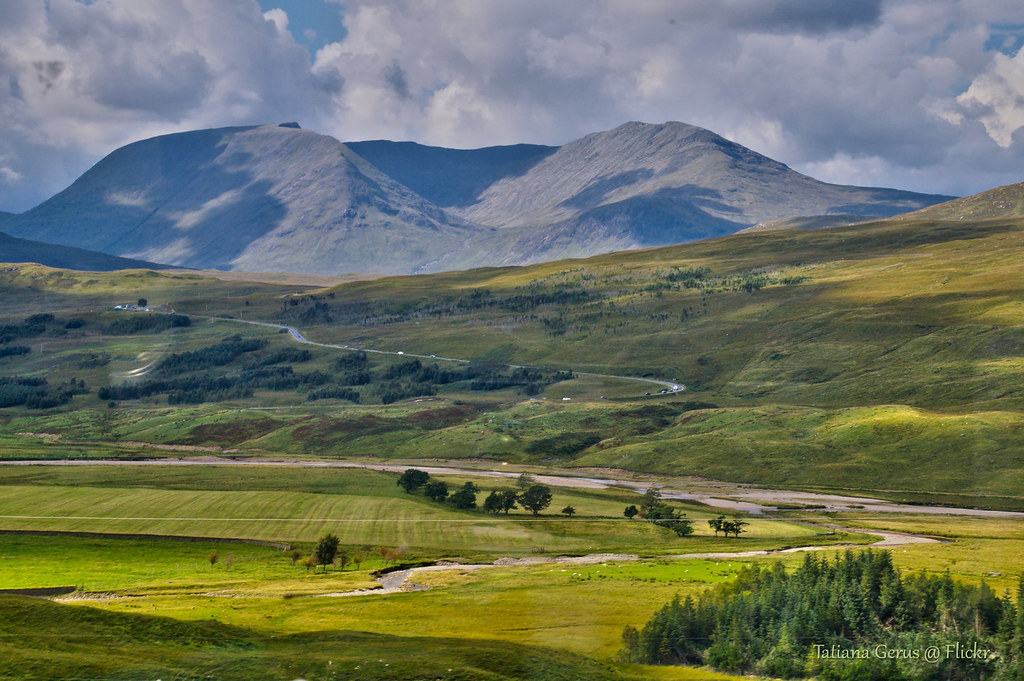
left=639, top=487, right=663, bottom=518
left=303, top=555, right=318, bottom=573
left=518, top=484, right=553, bottom=515
left=721, top=519, right=748, bottom=538
left=315, top=533, right=340, bottom=570
left=335, top=553, right=350, bottom=571
left=289, top=548, right=303, bottom=564
left=424, top=480, right=449, bottom=502
left=483, top=490, right=503, bottom=514
left=708, top=515, right=726, bottom=537
left=516, top=471, right=536, bottom=491
left=449, top=482, right=478, bottom=509
left=498, top=489, right=519, bottom=514
left=641, top=498, right=694, bottom=537
left=661, top=517, right=695, bottom=537
left=561, top=505, right=576, bottom=517
left=137, top=298, right=147, bottom=308
left=624, top=505, right=639, bottom=520
left=397, top=468, right=429, bottom=493
left=208, top=550, right=218, bottom=568
left=352, top=551, right=366, bottom=569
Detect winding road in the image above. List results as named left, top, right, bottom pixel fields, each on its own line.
left=191, top=313, right=686, bottom=396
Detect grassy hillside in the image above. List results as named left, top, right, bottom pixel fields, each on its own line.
left=2, top=211, right=1023, bottom=502
left=0, top=595, right=636, bottom=681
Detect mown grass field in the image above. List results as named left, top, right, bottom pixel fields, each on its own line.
left=0, top=468, right=1014, bottom=679
left=0, top=464, right=846, bottom=558
left=0, top=462, right=846, bottom=680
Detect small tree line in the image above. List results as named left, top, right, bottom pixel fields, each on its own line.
left=398, top=469, right=556, bottom=516
left=622, top=488, right=695, bottom=537
left=622, top=490, right=749, bottom=539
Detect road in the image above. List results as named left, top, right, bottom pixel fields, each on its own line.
left=190, top=313, right=685, bottom=396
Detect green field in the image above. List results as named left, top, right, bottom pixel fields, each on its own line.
left=2, top=211, right=1024, bottom=678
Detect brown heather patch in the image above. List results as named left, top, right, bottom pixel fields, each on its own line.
left=405, top=405, right=479, bottom=430
left=290, top=414, right=402, bottom=444
left=179, top=417, right=282, bottom=446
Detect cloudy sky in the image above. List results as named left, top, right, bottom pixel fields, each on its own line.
left=1, top=0, right=1023, bottom=212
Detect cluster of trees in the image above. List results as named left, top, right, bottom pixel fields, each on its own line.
left=623, top=489, right=694, bottom=537
left=397, top=469, right=555, bottom=515
left=328, top=352, right=573, bottom=403
left=95, top=325, right=573, bottom=406
left=622, top=550, right=1024, bottom=680
left=307, top=386, right=362, bottom=403
left=0, top=345, right=30, bottom=359
left=99, top=336, right=331, bottom=405
left=103, top=313, right=191, bottom=335
left=0, top=376, right=88, bottom=409
left=666, top=266, right=712, bottom=287
left=156, top=335, right=267, bottom=373
left=0, top=313, right=59, bottom=343
left=708, top=515, right=748, bottom=538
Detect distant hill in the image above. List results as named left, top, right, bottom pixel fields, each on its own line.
left=3, top=121, right=953, bottom=275
left=2, top=124, right=476, bottom=275
left=0, top=231, right=167, bottom=271
left=894, top=181, right=1024, bottom=222
left=739, top=214, right=882, bottom=234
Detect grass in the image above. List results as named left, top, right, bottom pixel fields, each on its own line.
left=93, top=558, right=755, bottom=661
left=804, top=513, right=1024, bottom=591
left=0, top=595, right=640, bottom=681
left=0, top=482, right=1015, bottom=679
left=0, top=464, right=846, bottom=558
left=3, top=213, right=1024, bottom=677
left=4, top=216, right=1024, bottom=501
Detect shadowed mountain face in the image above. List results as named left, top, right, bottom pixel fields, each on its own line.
left=2, top=121, right=953, bottom=275
left=344, top=141, right=558, bottom=208
left=0, top=231, right=167, bottom=271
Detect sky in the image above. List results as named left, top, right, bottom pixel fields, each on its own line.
left=1, top=0, right=1023, bottom=213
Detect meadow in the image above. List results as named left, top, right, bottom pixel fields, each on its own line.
left=2, top=213, right=1024, bottom=678
left=0, top=462, right=853, bottom=680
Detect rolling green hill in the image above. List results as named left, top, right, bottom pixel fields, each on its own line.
left=1, top=191, right=1023, bottom=502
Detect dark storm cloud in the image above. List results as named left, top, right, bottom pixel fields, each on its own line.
left=382, top=60, right=410, bottom=99
left=704, top=0, right=884, bottom=35
left=92, top=51, right=213, bottom=115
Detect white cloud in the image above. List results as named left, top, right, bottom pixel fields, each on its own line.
left=954, top=46, right=1024, bottom=147
left=2, top=0, right=1024, bottom=212
left=0, top=0, right=337, bottom=211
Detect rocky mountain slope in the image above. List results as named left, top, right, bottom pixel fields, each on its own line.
left=2, top=124, right=476, bottom=275
left=2, top=121, right=952, bottom=274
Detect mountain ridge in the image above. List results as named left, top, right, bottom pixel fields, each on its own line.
left=1, top=121, right=954, bottom=275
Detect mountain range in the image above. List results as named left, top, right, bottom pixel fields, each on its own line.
left=0, top=121, right=953, bottom=275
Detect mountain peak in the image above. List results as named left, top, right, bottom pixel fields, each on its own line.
left=2, top=121, right=952, bottom=275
